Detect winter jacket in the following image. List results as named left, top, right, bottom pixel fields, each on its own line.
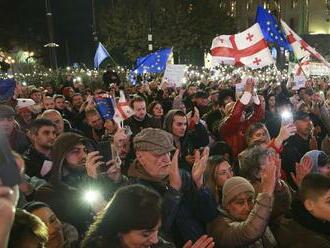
left=220, top=100, right=264, bottom=157
left=127, top=160, right=218, bottom=247
left=34, top=133, right=94, bottom=234
left=207, top=193, right=277, bottom=248
left=23, top=146, right=52, bottom=179
left=281, top=134, right=310, bottom=188
left=123, top=113, right=159, bottom=137
left=273, top=199, right=330, bottom=248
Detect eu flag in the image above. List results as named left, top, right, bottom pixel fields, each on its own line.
left=95, top=96, right=115, bottom=120
left=256, top=5, right=291, bottom=50
left=94, top=42, right=110, bottom=69
left=133, top=48, right=172, bottom=74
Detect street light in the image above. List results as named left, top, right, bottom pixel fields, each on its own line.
left=45, top=0, right=58, bottom=70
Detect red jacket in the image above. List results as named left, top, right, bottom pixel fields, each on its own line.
left=220, top=101, right=264, bottom=157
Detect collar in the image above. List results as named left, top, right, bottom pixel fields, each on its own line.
left=292, top=199, right=330, bottom=236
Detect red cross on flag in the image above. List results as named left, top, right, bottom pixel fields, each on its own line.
left=281, top=20, right=330, bottom=67
left=210, top=23, right=274, bottom=69
left=113, top=90, right=135, bottom=124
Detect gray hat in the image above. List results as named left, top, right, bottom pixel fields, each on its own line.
left=134, top=128, right=176, bottom=155
left=0, top=104, right=15, bottom=118
left=222, top=176, right=255, bottom=207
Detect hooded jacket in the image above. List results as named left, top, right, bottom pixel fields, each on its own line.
left=163, top=109, right=209, bottom=171
left=34, top=132, right=93, bottom=234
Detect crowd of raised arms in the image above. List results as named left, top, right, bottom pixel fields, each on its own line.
left=1, top=68, right=330, bottom=248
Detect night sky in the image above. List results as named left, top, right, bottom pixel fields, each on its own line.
left=0, top=0, right=96, bottom=67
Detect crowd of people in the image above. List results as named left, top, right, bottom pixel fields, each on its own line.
left=1, top=69, right=330, bottom=248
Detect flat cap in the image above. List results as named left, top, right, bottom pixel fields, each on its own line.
left=134, top=128, right=176, bottom=155
left=0, top=104, right=15, bottom=118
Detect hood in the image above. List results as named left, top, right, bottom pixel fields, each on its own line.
left=163, top=109, right=185, bottom=134
left=301, top=150, right=327, bottom=173
left=49, top=132, right=86, bottom=184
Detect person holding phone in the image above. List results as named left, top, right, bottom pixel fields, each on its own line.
left=281, top=111, right=314, bottom=188
left=34, top=132, right=97, bottom=234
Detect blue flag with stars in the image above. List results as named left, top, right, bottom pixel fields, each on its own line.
left=133, top=48, right=172, bottom=74
left=256, top=5, right=291, bottom=50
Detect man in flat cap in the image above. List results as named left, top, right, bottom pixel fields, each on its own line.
left=88, top=128, right=217, bottom=247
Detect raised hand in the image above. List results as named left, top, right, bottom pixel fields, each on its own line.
left=183, top=235, right=215, bottom=248
left=291, top=156, right=313, bottom=187
left=85, top=151, right=104, bottom=179
left=192, top=147, right=209, bottom=190
left=105, top=160, right=122, bottom=183
left=260, top=161, right=277, bottom=195
left=168, top=149, right=182, bottom=191
left=277, top=124, right=297, bottom=143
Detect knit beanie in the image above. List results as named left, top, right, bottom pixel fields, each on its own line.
left=222, top=176, right=255, bottom=207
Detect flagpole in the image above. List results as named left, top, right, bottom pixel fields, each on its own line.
left=296, top=59, right=309, bottom=79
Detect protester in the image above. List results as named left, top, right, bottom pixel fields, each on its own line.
left=43, top=96, right=55, bottom=110
left=0, top=104, right=30, bottom=153
left=34, top=132, right=96, bottom=233
left=124, top=96, right=159, bottom=136
left=274, top=174, right=330, bottom=247
left=281, top=111, right=315, bottom=187
left=239, top=146, right=293, bottom=223
left=204, top=155, right=233, bottom=206
left=8, top=209, right=48, bottom=248
left=163, top=109, right=209, bottom=171
left=23, top=119, right=57, bottom=179
left=104, top=128, right=218, bottom=246
left=147, top=100, right=164, bottom=128
left=82, top=184, right=215, bottom=248
left=41, top=109, right=66, bottom=135
left=84, top=108, right=105, bottom=141
left=207, top=171, right=277, bottom=247
left=219, top=80, right=264, bottom=157
left=24, top=201, right=79, bottom=248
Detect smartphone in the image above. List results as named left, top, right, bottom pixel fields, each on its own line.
left=281, top=110, right=293, bottom=126
left=0, top=130, right=22, bottom=187
left=96, top=140, right=113, bottom=173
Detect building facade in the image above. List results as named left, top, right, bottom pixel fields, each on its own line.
left=222, top=0, right=330, bottom=35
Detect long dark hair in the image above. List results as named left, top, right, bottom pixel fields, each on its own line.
left=81, top=184, right=162, bottom=248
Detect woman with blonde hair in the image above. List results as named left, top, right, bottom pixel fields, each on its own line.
left=205, top=155, right=233, bottom=206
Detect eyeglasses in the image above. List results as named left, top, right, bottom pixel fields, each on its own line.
left=215, top=167, right=233, bottom=176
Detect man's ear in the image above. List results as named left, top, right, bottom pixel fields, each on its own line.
left=136, top=151, right=143, bottom=163
left=304, top=199, right=315, bottom=213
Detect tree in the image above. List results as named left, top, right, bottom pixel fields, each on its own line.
left=96, top=0, right=236, bottom=65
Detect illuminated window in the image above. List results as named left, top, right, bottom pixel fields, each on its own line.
left=291, top=0, right=298, bottom=8
left=230, top=0, right=236, bottom=17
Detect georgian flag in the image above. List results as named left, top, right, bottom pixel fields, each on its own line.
left=281, top=20, right=330, bottom=67
left=211, top=23, right=274, bottom=69
left=113, top=90, right=135, bottom=124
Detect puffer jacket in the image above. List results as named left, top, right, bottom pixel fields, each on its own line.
left=207, top=193, right=277, bottom=248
